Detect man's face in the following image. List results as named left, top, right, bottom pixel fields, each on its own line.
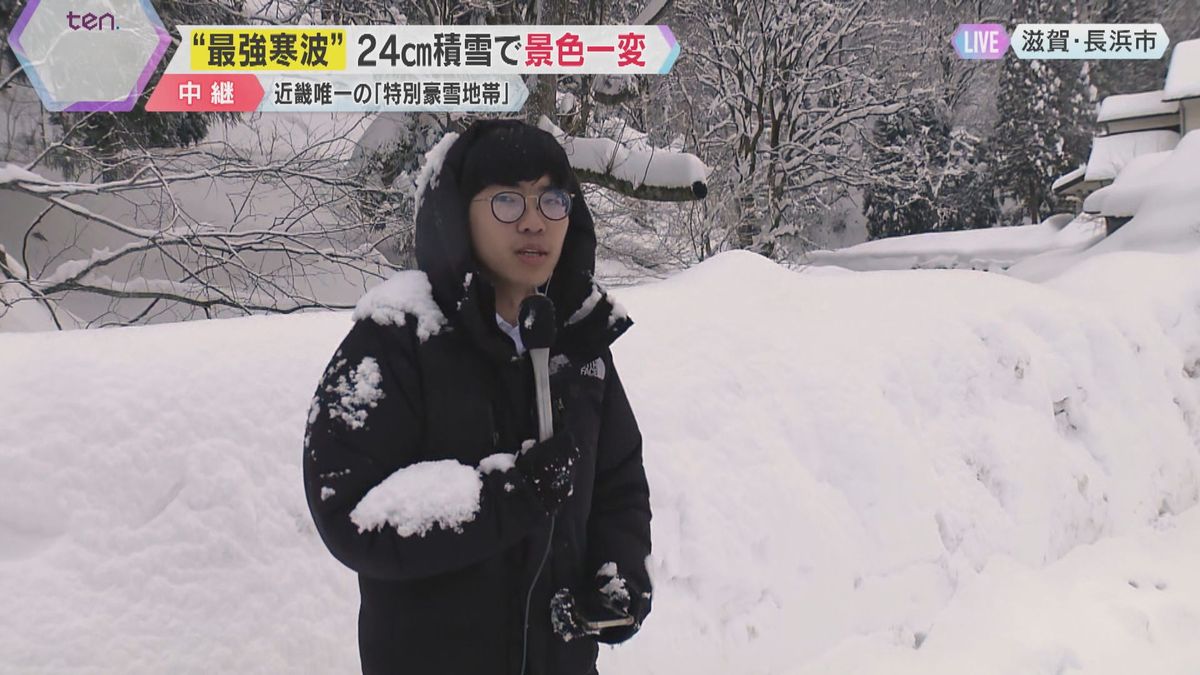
left=468, top=174, right=570, bottom=295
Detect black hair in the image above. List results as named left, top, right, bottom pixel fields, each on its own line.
left=459, top=120, right=575, bottom=202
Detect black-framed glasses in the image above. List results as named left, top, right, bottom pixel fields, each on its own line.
left=471, top=188, right=574, bottom=224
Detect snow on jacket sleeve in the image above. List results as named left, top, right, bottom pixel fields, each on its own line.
left=302, top=318, right=548, bottom=582
left=585, top=351, right=653, bottom=628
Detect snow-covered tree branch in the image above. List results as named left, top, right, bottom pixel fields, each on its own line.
left=677, top=0, right=916, bottom=258
left=0, top=118, right=401, bottom=327
left=538, top=115, right=707, bottom=202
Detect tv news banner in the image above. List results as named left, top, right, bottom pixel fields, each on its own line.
left=4, top=0, right=681, bottom=113
left=953, top=23, right=1168, bottom=61
left=2, top=0, right=1168, bottom=112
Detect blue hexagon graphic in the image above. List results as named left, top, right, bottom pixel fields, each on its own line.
left=8, top=0, right=172, bottom=111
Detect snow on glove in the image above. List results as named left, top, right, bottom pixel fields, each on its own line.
left=550, top=569, right=645, bottom=645
left=514, top=431, right=580, bottom=514
left=550, top=588, right=595, bottom=643
left=591, top=562, right=649, bottom=645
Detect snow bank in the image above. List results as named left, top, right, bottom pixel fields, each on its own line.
left=1082, top=150, right=1172, bottom=216
left=1012, top=130, right=1200, bottom=282
left=798, top=506, right=1200, bottom=675
left=1083, top=130, right=1179, bottom=183
left=602, top=250, right=1200, bottom=674
left=801, top=215, right=1105, bottom=273
left=3, top=250, right=1200, bottom=673
left=1089, top=130, right=1200, bottom=243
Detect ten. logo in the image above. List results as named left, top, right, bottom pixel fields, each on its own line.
left=66, top=11, right=118, bottom=30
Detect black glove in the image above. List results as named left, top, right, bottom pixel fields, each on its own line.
left=588, top=563, right=649, bottom=644
left=514, top=431, right=580, bottom=513
left=549, top=565, right=650, bottom=645
left=549, top=588, right=594, bottom=643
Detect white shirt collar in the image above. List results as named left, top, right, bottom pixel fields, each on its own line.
left=495, top=313, right=526, bottom=355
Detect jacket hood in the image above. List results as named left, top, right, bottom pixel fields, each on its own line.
left=413, top=118, right=632, bottom=363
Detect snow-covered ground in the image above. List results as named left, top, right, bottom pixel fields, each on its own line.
left=3, top=246, right=1200, bottom=673
left=807, top=129, right=1200, bottom=284
left=799, top=213, right=1105, bottom=273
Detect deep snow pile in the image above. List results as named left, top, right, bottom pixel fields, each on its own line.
left=3, top=249, right=1200, bottom=674
left=1010, top=130, right=1200, bottom=283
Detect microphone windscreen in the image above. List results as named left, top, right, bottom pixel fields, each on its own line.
left=518, top=295, right=557, bottom=350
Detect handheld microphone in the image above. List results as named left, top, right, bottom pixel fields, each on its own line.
left=518, top=294, right=557, bottom=442
left=516, top=293, right=559, bottom=675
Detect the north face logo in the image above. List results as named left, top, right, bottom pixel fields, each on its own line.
left=580, top=357, right=605, bottom=381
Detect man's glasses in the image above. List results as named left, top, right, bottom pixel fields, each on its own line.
left=471, top=188, right=574, bottom=224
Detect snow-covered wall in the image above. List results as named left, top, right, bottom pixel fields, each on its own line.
left=2, top=250, right=1200, bottom=673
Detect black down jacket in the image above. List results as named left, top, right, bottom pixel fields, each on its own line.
left=303, top=120, right=653, bottom=675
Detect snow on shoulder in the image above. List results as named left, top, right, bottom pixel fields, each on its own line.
left=353, top=270, right=446, bottom=341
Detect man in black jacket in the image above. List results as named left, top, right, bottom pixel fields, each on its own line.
left=303, top=118, right=653, bottom=675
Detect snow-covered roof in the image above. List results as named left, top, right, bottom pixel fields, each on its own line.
left=1075, top=130, right=1200, bottom=253
left=1164, top=39, right=1200, bottom=101
left=1083, top=150, right=1173, bottom=216
left=1096, top=91, right=1178, bottom=123
left=1051, top=165, right=1087, bottom=193
left=1083, top=130, right=1179, bottom=183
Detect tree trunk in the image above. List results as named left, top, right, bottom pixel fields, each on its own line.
left=524, top=0, right=567, bottom=126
